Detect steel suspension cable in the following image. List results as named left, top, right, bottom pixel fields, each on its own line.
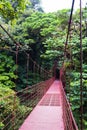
left=0, top=24, right=50, bottom=80
left=64, top=0, right=75, bottom=58
left=80, top=0, right=83, bottom=130
left=0, top=24, right=20, bottom=46
left=62, top=0, right=75, bottom=91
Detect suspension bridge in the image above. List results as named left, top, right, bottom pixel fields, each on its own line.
left=0, top=68, right=79, bottom=130
left=19, top=79, right=78, bottom=130
left=0, top=0, right=84, bottom=130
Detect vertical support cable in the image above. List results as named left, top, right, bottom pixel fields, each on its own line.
left=15, top=45, right=19, bottom=85
left=33, top=61, right=36, bottom=81
left=36, top=64, right=38, bottom=83
left=40, top=66, right=42, bottom=80
left=38, top=65, right=40, bottom=75
left=68, top=33, right=72, bottom=102
left=37, top=65, right=40, bottom=81
left=63, top=0, right=75, bottom=94
left=80, top=0, right=83, bottom=130
left=12, top=93, right=16, bottom=130
left=43, top=69, right=46, bottom=81
left=26, top=54, right=29, bottom=86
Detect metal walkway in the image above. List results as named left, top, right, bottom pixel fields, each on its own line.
left=19, top=80, right=64, bottom=130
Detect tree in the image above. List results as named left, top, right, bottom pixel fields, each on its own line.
left=12, top=10, right=70, bottom=65
left=0, top=0, right=30, bottom=22
left=0, top=5, right=87, bottom=129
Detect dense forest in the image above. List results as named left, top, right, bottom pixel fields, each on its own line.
left=0, top=0, right=87, bottom=129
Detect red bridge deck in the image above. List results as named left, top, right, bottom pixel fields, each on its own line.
left=19, top=80, right=64, bottom=130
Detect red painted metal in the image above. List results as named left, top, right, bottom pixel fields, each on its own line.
left=60, top=81, right=78, bottom=130
left=19, top=81, right=64, bottom=130
left=0, top=78, right=54, bottom=130
left=0, top=79, right=78, bottom=130
left=19, top=80, right=78, bottom=130
left=39, top=94, right=60, bottom=106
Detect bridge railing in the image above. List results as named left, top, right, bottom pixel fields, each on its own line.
left=0, top=77, right=54, bottom=130
left=60, top=82, right=78, bottom=130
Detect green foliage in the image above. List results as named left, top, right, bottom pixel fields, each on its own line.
left=0, top=0, right=30, bottom=22
left=0, top=122, right=4, bottom=130
left=0, top=86, right=15, bottom=97
left=12, top=9, right=70, bottom=68
left=0, top=87, right=32, bottom=130
left=0, top=53, right=17, bottom=89
left=0, top=4, right=87, bottom=129
left=66, top=67, right=87, bottom=129
left=0, top=87, right=15, bottom=129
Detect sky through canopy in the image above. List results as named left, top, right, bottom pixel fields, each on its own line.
left=41, top=0, right=87, bottom=12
